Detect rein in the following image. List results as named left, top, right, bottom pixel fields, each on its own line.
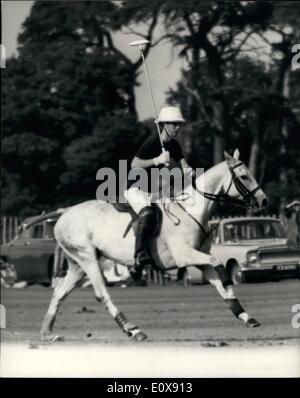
left=162, top=160, right=261, bottom=249
left=162, top=194, right=241, bottom=250
left=162, top=194, right=239, bottom=249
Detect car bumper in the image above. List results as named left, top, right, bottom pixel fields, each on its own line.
left=241, top=265, right=300, bottom=279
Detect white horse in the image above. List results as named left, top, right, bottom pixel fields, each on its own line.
left=41, top=150, right=267, bottom=342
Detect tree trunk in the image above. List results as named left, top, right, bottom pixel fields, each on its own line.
left=248, top=135, right=259, bottom=179
left=213, top=134, right=224, bottom=164
left=259, top=154, right=268, bottom=186
left=247, top=131, right=259, bottom=216
left=127, top=85, right=137, bottom=119
left=212, top=101, right=224, bottom=164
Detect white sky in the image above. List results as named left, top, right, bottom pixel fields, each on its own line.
left=2, top=1, right=184, bottom=121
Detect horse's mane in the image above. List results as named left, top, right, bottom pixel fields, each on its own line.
left=193, top=160, right=228, bottom=192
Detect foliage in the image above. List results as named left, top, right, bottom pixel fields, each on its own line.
left=2, top=0, right=300, bottom=216
left=2, top=1, right=146, bottom=215
left=58, top=113, right=146, bottom=205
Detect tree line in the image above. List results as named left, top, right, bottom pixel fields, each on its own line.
left=2, top=0, right=300, bottom=216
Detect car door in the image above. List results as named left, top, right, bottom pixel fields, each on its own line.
left=37, top=220, right=58, bottom=281
left=23, top=221, right=57, bottom=283
left=8, top=222, right=54, bottom=283
left=7, top=227, right=35, bottom=281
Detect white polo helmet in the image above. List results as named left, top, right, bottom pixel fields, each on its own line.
left=157, top=106, right=185, bottom=123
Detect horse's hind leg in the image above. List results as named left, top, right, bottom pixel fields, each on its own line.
left=41, top=258, right=85, bottom=341
left=80, top=252, right=147, bottom=341
left=202, top=265, right=260, bottom=328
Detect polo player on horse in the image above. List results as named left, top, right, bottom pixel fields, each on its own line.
left=124, top=106, right=193, bottom=282
left=40, top=106, right=265, bottom=342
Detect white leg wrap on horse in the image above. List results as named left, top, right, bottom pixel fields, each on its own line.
left=115, top=312, right=137, bottom=335
left=239, top=312, right=250, bottom=322
left=114, top=311, right=147, bottom=341
left=225, top=285, right=236, bottom=299
left=114, top=311, right=130, bottom=331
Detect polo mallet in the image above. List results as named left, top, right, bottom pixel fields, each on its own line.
left=129, top=39, right=169, bottom=166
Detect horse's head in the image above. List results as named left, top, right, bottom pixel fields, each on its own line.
left=222, top=149, right=268, bottom=210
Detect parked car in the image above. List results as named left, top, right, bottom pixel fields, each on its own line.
left=175, top=216, right=300, bottom=285
left=1, top=214, right=62, bottom=286
left=1, top=213, right=130, bottom=287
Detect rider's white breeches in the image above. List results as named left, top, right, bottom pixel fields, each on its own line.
left=124, top=187, right=151, bottom=214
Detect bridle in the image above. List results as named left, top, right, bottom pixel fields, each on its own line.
left=227, top=161, right=260, bottom=208
left=194, top=160, right=260, bottom=209
left=162, top=160, right=261, bottom=248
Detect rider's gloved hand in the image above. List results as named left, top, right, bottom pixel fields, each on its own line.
left=153, top=150, right=170, bottom=166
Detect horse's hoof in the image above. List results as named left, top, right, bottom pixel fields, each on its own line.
left=41, top=333, right=64, bottom=343
left=246, top=318, right=261, bottom=328
left=127, top=327, right=148, bottom=341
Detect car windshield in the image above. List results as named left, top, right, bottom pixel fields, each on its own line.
left=224, top=220, right=286, bottom=242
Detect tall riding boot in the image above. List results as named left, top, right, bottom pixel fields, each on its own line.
left=130, top=206, right=156, bottom=281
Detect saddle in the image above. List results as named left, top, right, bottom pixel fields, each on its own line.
left=113, top=202, right=162, bottom=238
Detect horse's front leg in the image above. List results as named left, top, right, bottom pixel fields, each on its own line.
left=201, top=264, right=260, bottom=328
left=170, top=245, right=260, bottom=328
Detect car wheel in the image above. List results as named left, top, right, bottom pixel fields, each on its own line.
left=230, top=264, right=245, bottom=285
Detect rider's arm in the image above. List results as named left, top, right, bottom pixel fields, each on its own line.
left=131, top=151, right=170, bottom=168
left=132, top=134, right=169, bottom=168
left=131, top=156, right=156, bottom=169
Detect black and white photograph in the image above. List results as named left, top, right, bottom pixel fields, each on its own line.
left=1, top=0, right=300, bottom=380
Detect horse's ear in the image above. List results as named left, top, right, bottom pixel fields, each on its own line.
left=224, top=151, right=232, bottom=161
left=233, top=149, right=240, bottom=160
